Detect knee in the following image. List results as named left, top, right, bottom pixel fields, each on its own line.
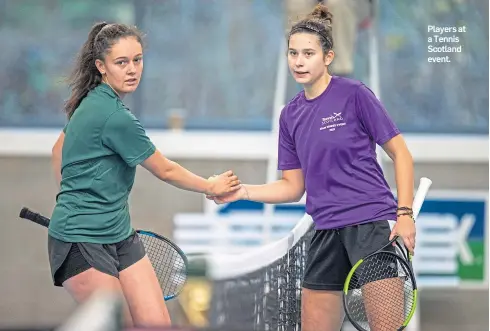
left=301, top=288, right=344, bottom=331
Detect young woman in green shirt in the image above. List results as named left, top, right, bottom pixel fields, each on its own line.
left=49, top=22, right=240, bottom=328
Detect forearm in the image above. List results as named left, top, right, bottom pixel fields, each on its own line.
left=244, top=179, right=303, bottom=204
left=393, top=151, right=414, bottom=210
left=160, top=160, right=211, bottom=194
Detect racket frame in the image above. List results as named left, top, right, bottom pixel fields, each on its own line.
left=136, top=229, right=189, bottom=300
left=343, top=241, right=418, bottom=331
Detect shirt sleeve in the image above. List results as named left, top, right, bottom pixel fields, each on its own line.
left=355, top=84, right=400, bottom=146
left=277, top=110, right=301, bottom=170
left=102, top=110, right=156, bottom=167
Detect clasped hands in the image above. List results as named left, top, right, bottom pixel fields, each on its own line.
left=205, top=171, right=247, bottom=204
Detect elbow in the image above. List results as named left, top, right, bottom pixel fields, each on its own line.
left=52, top=133, right=65, bottom=158
left=398, top=149, right=413, bottom=164
left=282, top=177, right=305, bottom=203
left=391, top=147, right=413, bottom=164
left=51, top=142, right=58, bottom=155
left=158, top=168, right=171, bottom=182
left=392, top=151, right=414, bottom=172
left=141, top=151, right=178, bottom=182
left=51, top=146, right=61, bottom=162
left=291, top=197, right=301, bottom=203
left=155, top=160, right=177, bottom=182
left=292, top=189, right=305, bottom=203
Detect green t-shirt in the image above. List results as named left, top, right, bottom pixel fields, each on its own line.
left=48, top=83, right=156, bottom=244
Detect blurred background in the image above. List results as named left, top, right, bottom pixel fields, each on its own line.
left=0, top=0, right=488, bottom=330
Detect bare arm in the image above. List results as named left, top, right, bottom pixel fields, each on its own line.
left=383, top=134, right=416, bottom=253
left=211, top=168, right=305, bottom=204
left=382, top=134, right=414, bottom=211
left=141, top=149, right=240, bottom=196
left=51, top=132, right=65, bottom=188
left=244, top=169, right=305, bottom=204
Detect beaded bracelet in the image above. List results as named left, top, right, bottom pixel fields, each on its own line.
left=397, top=211, right=415, bottom=222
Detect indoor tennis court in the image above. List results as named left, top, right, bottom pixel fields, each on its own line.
left=0, top=1, right=488, bottom=330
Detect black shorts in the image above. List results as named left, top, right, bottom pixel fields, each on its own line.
left=303, top=220, right=396, bottom=291
left=48, top=231, right=146, bottom=287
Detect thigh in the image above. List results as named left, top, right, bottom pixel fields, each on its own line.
left=62, top=267, right=123, bottom=303
left=119, top=255, right=171, bottom=327
left=116, top=231, right=146, bottom=272
left=341, top=221, right=405, bottom=329
left=301, top=289, right=344, bottom=331
left=362, top=277, right=405, bottom=330
left=49, top=236, right=134, bottom=326
left=62, top=266, right=134, bottom=327
left=303, top=229, right=352, bottom=291
left=48, top=236, right=90, bottom=287
left=49, top=236, right=120, bottom=286
left=340, top=220, right=394, bottom=266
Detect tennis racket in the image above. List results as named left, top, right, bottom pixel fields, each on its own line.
left=343, top=177, right=433, bottom=331
left=19, top=207, right=188, bottom=301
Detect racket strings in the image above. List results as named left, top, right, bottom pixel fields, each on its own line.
left=345, top=252, right=415, bottom=331
left=139, top=234, right=187, bottom=298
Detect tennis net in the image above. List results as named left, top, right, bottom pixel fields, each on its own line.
left=191, top=214, right=314, bottom=331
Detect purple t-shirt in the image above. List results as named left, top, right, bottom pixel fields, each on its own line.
left=278, top=76, right=399, bottom=230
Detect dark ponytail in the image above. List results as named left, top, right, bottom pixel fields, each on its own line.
left=64, top=22, right=108, bottom=119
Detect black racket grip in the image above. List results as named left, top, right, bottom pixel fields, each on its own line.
left=19, top=207, right=50, bottom=228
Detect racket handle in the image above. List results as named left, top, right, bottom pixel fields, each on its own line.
left=19, top=207, right=50, bottom=228
left=412, top=177, right=432, bottom=220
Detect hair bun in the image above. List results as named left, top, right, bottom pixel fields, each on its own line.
left=91, top=22, right=108, bottom=35
left=308, top=4, right=333, bottom=25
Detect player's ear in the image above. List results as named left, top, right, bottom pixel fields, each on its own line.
left=95, top=59, right=106, bottom=75
left=324, top=50, right=334, bottom=66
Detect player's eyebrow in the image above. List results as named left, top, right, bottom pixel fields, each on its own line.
left=288, top=48, right=316, bottom=52
left=113, top=54, right=143, bottom=61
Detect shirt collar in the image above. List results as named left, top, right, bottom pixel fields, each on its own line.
left=97, top=82, right=120, bottom=99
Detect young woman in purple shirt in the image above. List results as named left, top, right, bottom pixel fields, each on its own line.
left=209, top=4, right=415, bottom=331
